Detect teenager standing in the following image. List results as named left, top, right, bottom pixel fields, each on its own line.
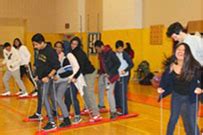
left=158, top=43, right=202, bottom=135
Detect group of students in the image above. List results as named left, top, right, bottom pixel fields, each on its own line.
left=0, top=38, right=37, bottom=98
left=0, top=33, right=134, bottom=131
left=1, top=21, right=202, bottom=134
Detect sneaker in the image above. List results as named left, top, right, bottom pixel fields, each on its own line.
left=110, top=112, right=118, bottom=119
left=19, top=92, right=28, bottom=97
left=116, top=111, right=123, bottom=116
left=43, top=122, right=57, bottom=131
left=106, top=83, right=110, bottom=90
left=59, top=117, right=71, bottom=128
left=1, top=91, right=11, bottom=96
left=73, top=116, right=82, bottom=124
left=81, top=108, right=91, bottom=115
left=81, top=108, right=89, bottom=112
left=28, top=113, right=43, bottom=120
left=15, top=91, right=23, bottom=95
left=29, top=89, right=38, bottom=97
left=32, top=92, right=37, bottom=97
left=89, top=115, right=102, bottom=122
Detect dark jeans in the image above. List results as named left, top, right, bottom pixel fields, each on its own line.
left=65, top=83, right=81, bottom=116
left=36, top=81, right=42, bottom=114
left=115, top=76, right=129, bottom=114
left=167, top=92, right=199, bottom=135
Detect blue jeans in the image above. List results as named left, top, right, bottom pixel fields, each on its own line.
left=167, top=92, right=199, bottom=135
left=65, top=83, right=81, bottom=116
left=115, top=76, right=129, bottom=114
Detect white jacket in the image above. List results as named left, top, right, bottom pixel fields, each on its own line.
left=2, top=47, right=21, bottom=71
left=18, top=45, right=31, bottom=65
left=67, top=53, right=86, bottom=96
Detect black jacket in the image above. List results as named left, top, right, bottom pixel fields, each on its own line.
left=36, top=43, right=60, bottom=79
left=102, top=45, right=121, bottom=83
left=71, top=46, right=95, bottom=79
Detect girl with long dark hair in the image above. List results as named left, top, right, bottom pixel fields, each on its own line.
left=124, top=42, right=134, bottom=59
left=157, top=42, right=202, bottom=135
left=13, top=38, right=37, bottom=97
left=69, top=36, right=102, bottom=122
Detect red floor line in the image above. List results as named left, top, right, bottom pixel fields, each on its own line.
left=35, top=113, right=139, bottom=135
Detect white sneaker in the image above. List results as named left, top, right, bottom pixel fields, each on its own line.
left=15, top=91, right=23, bottom=95
left=106, top=84, right=110, bottom=90
left=31, top=92, right=38, bottom=97
left=19, top=92, right=28, bottom=97
left=1, top=91, right=11, bottom=96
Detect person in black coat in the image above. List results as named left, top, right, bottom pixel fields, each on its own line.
left=70, top=36, right=102, bottom=122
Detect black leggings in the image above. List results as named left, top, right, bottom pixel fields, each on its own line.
left=20, top=63, right=37, bottom=89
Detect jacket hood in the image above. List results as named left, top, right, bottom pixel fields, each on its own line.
left=102, top=45, right=112, bottom=53
left=71, top=45, right=82, bottom=52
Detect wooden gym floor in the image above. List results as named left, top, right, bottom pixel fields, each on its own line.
left=0, top=72, right=202, bottom=135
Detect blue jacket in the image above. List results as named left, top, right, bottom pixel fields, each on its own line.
left=159, top=67, right=201, bottom=103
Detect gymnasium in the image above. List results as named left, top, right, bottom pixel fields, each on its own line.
left=0, top=0, right=202, bottom=135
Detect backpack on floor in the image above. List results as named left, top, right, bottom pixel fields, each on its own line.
left=139, top=72, right=154, bottom=85
left=136, top=60, right=150, bottom=80
left=136, top=60, right=154, bottom=85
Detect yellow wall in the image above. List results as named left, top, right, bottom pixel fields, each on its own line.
left=141, top=28, right=172, bottom=72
